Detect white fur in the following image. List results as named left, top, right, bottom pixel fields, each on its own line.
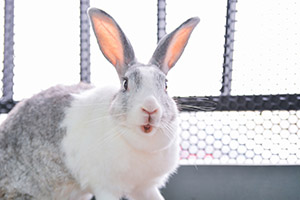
left=59, top=7, right=199, bottom=199
left=61, top=86, right=179, bottom=200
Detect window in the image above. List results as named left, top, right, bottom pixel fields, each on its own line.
left=13, top=0, right=80, bottom=100
left=232, top=0, right=300, bottom=95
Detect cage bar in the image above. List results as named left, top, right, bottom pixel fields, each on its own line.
left=2, top=0, right=15, bottom=101
left=80, top=0, right=91, bottom=83
left=157, top=0, right=166, bottom=42
left=221, top=0, right=237, bottom=96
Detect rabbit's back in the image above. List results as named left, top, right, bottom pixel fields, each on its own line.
left=0, top=83, right=92, bottom=199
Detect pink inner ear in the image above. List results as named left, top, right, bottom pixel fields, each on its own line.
left=92, top=15, right=124, bottom=67
left=166, top=26, right=194, bottom=69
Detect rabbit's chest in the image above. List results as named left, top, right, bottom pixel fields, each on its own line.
left=119, top=142, right=179, bottom=185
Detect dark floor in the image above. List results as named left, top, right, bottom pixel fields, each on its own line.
left=161, top=165, right=300, bottom=200
left=92, top=165, right=300, bottom=200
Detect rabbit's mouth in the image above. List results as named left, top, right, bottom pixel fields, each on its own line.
left=141, top=124, right=153, bottom=134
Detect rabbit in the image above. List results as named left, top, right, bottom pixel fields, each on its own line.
left=0, top=8, right=199, bottom=200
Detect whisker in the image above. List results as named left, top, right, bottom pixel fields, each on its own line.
left=71, top=104, right=126, bottom=114
left=84, top=113, right=126, bottom=125
left=160, top=122, right=176, bottom=141
left=96, top=126, right=120, bottom=142
left=87, top=125, right=124, bottom=153
left=71, top=103, right=108, bottom=107
left=178, top=104, right=216, bottom=111
left=174, top=97, right=217, bottom=111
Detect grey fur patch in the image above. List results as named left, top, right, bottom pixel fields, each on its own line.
left=149, top=68, right=178, bottom=123
left=118, top=66, right=143, bottom=114
left=0, top=83, right=92, bottom=199
left=153, top=69, right=166, bottom=91
left=127, top=67, right=142, bottom=91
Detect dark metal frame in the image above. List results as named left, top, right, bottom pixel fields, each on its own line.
left=1, top=0, right=300, bottom=114
left=157, top=0, right=167, bottom=43
left=221, top=0, right=237, bottom=96
left=175, top=94, right=300, bottom=111
left=1, top=0, right=16, bottom=113
left=80, top=0, right=91, bottom=83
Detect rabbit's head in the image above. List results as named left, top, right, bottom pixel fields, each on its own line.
left=88, top=8, right=199, bottom=152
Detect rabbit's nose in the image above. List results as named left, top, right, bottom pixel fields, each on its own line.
left=141, top=108, right=158, bottom=125
left=141, top=96, right=160, bottom=116
left=142, top=108, right=158, bottom=115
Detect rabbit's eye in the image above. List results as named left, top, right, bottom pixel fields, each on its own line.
left=123, top=78, right=128, bottom=90
left=165, top=79, right=168, bottom=91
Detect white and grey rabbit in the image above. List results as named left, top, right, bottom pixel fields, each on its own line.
left=0, top=8, right=199, bottom=200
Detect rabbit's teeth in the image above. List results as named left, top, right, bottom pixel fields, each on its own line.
left=141, top=124, right=153, bottom=134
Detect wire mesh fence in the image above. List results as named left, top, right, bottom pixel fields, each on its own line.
left=179, top=110, right=300, bottom=165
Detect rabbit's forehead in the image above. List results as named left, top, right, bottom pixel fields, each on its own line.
left=126, top=66, right=165, bottom=85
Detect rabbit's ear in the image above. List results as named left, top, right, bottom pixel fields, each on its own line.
left=88, top=8, right=135, bottom=76
left=149, top=17, right=200, bottom=74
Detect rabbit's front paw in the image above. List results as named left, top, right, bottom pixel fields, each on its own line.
left=130, top=187, right=164, bottom=200
left=94, top=191, right=119, bottom=200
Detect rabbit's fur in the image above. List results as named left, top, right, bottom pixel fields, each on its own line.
left=0, top=8, right=199, bottom=200
left=0, top=84, right=93, bottom=199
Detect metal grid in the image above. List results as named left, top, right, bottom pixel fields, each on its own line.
left=179, top=110, right=300, bottom=165
left=231, top=0, right=300, bottom=96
